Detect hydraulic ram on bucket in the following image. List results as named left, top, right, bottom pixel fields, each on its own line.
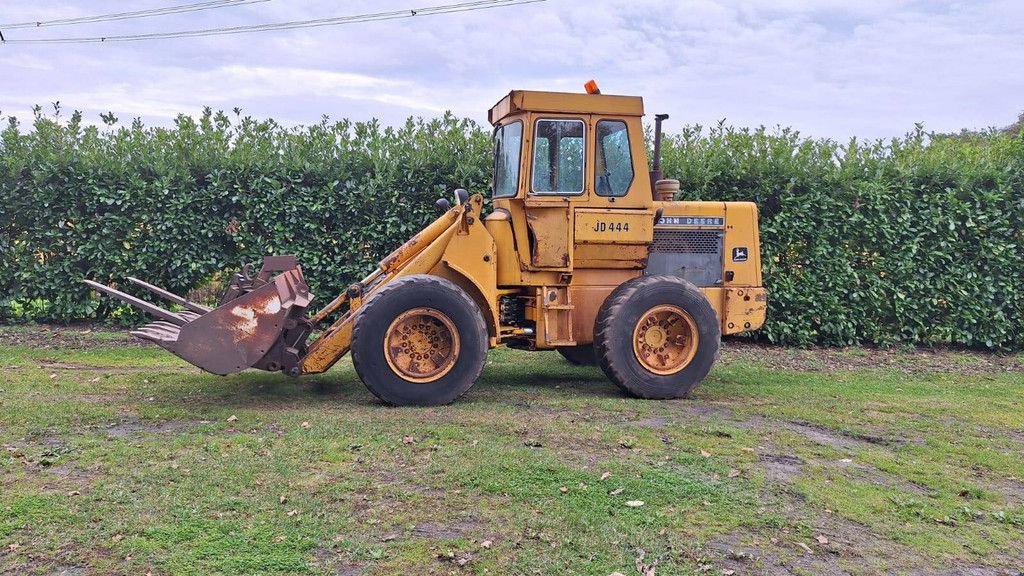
left=85, top=256, right=314, bottom=375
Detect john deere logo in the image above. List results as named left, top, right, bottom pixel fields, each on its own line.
left=732, top=247, right=749, bottom=262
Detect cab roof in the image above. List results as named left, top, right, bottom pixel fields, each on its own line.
left=488, top=90, right=645, bottom=125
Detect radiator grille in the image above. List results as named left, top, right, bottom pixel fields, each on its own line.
left=650, top=229, right=722, bottom=254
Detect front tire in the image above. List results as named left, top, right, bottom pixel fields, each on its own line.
left=594, top=275, right=721, bottom=399
left=351, top=275, right=488, bottom=406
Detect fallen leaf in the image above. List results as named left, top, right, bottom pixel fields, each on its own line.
left=8, top=543, right=20, bottom=552
left=741, top=447, right=755, bottom=452
left=625, top=500, right=645, bottom=508
left=273, top=535, right=287, bottom=543
left=279, top=495, right=287, bottom=504
left=402, top=435, right=415, bottom=444
left=67, top=490, right=81, bottom=496
left=89, top=377, right=101, bottom=383
left=471, top=439, right=479, bottom=446
left=559, top=486, right=568, bottom=494
left=610, top=487, right=624, bottom=496
left=112, top=534, right=124, bottom=543
left=382, top=534, right=397, bottom=542
left=49, top=373, right=57, bottom=379
left=634, top=547, right=657, bottom=576
left=480, top=539, right=492, bottom=549
left=839, top=458, right=853, bottom=463
left=728, top=468, right=741, bottom=478
left=600, top=471, right=611, bottom=481
left=722, top=570, right=735, bottom=575
left=300, top=421, right=311, bottom=429
left=286, top=509, right=298, bottom=517
left=816, top=534, right=830, bottom=545
left=796, top=542, right=814, bottom=554
left=523, top=439, right=542, bottom=448
left=701, top=449, right=712, bottom=458
left=227, top=415, right=238, bottom=423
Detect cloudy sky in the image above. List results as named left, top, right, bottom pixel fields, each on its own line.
left=1, top=0, right=1021, bottom=140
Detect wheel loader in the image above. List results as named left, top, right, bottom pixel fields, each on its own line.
left=87, top=83, right=767, bottom=406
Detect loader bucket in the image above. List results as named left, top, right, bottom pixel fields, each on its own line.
left=85, top=257, right=313, bottom=375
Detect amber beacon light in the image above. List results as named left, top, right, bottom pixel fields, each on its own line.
left=584, top=79, right=601, bottom=94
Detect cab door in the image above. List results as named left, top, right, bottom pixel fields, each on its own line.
left=520, top=116, right=589, bottom=271
left=573, top=116, right=654, bottom=268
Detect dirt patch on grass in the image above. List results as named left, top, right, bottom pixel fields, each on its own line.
left=0, top=324, right=143, bottom=351
left=722, top=340, right=1024, bottom=375
left=310, top=548, right=366, bottom=576
left=707, top=528, right=854, bottom=576
left=100, top=417, right=201, bottom=437
left=781, top=420, right=924, bottom=450
left=758, top=453, right=805, bottom=484
left=410, top=519, right=479, bottom=541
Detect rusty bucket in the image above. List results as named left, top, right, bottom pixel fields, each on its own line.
left=84, top=256, right=314, bottom=375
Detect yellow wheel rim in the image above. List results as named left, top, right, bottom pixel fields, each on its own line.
left=631, top=304, right=699, bottom=375
left=384, top=308, right=460, bottom=383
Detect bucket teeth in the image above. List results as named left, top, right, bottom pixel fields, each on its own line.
left=131, top=322, right=181, bottom=345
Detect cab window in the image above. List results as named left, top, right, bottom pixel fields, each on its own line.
left=531, top=119, right=584, bottom=194
left=492, top=121, right=523, bottom=198
left=595, top=120, right=634, bottom=197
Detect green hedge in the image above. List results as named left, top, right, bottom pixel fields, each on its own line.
left=1, top=107, right=1021, bottom=349
left=0, top=107, right=490, bottom=322
left=661, top=122, right=1024, bottom=349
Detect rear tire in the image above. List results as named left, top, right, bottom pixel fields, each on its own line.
left=557, top=345, right=597, bottom=366
left=594, top=275, right=720, bottom=399
left=351, top=275, right=488, bottom=406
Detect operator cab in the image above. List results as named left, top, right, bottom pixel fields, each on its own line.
left=487, top=89, right=653, bottom=209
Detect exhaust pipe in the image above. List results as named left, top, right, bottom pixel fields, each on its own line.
left=649, top=113, right=669, bottom=194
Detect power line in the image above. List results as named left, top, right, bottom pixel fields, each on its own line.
left=0, top=0, right=544, bottom=44
left=0, top=0, right=270, bottom=30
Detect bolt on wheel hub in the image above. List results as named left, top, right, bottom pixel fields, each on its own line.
left=385, top=308, right=460, bottom=383
left=632, top=305, right=699, bottom=375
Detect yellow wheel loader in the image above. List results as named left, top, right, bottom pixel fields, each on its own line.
left=87, top=84, right=767, bottom=406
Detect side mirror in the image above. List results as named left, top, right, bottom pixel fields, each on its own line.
left=454, top=188, right=469, bottom=205
left=435, top=198, right=452, bottom=214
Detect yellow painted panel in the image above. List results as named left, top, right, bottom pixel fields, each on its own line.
left=723, top=287, right=768, bottom=334
left=697, top=287, right=768, bottom=335
left=574, top=208, right=654, bottom=244
left=722, top=202, right=763, bottom=287
left=572, top=245, right=648, bottom=269
left=484, top=210, right=520, bottom=286
left=490, top=90, right=644, bottom=124
left=525, top=206, right=571, bottom=269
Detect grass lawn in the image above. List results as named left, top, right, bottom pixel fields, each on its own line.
left=1, top=325, right=1022, bottom=575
